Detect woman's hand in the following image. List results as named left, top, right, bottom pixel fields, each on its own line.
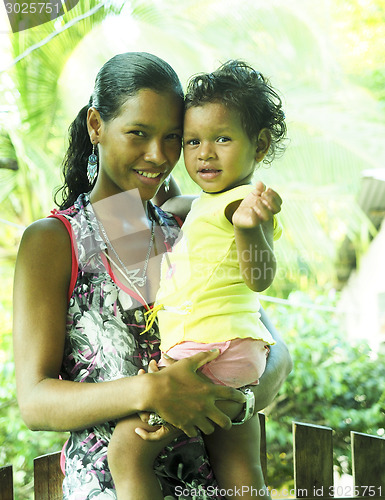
left=141, top=350, right=246, bottom=438
left=135, top=361, right=180, bottom=441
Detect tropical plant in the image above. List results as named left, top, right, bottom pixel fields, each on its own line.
left=0, top=1, right=125, bottom=232
left=263, top=292, right=385, bottom=489
left=332, top=0, right=385, bottom=104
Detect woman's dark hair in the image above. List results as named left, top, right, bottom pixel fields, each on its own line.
left=55, top=52, right=184, bottom=209
left=184, top=60, right=287, bottom=163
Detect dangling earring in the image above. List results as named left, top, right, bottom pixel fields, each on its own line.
left=87, top=143, right=98, bottom=184
left=164, top=174, right=171, bottom=192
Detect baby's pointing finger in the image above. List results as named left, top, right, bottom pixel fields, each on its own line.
left=261, top=192, right=282, bottom=213
left=254, top=180, right=266, bottom=194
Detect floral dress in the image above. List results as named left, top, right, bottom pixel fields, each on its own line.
left=50, top=193, right=223, bottom=500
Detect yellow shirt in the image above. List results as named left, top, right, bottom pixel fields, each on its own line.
left=156, top=185, right=282, bottom=352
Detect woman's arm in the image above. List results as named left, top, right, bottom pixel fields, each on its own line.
left=252, top=306, right=292, bottom=411
left=137, top=307, right=292, bottom=442
left=152, top=175, right=197, bottom=221
left=13, top=218, right=147, bottom=432
left=13, top=219, right=244, bottom=436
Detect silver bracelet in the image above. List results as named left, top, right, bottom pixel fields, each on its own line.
left=232, top=387, right=255, bottom=425
left=147, top=412, right=167, bottom=427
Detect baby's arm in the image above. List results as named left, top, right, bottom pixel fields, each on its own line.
left=228, top=181, right=282, bottom=292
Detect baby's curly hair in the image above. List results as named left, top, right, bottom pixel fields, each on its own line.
left=184, top=60, right=287, bottom=163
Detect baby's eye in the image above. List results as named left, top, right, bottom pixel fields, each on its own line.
left=184, top=139, right=200, bottom=146
left=217, top=136, right=231, bottom=143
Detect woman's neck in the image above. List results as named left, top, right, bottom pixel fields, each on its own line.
left=90, top=188, right=150, bottom=217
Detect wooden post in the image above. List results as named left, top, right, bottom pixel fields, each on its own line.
left=0, top=465, right=13, bottom=500
left=34, top=451, right=63, bottom=500
left=293, top=422, right=333, bottom=498
left=351, top=431, right=385, bottom=496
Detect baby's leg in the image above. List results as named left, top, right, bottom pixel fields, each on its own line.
left=108, top=416, right=175, bottom=500
left=204, top=414, right=271, bottom=499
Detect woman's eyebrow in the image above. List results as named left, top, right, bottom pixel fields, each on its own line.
left=125, top=122, right=152, bottom=129
left=170, top=125, right=183, bottom=133
left=125, top=123, right=182, bottom=132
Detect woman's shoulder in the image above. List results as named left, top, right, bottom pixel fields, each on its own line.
left=26, top=211, right=75, bottom=237
left=19, top=217, right=72, bottom=266
left=23, top=216, right=70, bottom=240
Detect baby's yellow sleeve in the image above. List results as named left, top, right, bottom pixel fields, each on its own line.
left=273, top=216, right=282, bottom=241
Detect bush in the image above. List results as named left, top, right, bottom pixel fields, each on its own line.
left=263, top=291, right=385, bottom=488
left=0, top=330, right=68, bottom=499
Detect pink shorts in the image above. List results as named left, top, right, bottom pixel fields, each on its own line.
left=160, top=338, right=269, bottom=388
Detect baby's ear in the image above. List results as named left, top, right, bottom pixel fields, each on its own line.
left=255, top=129, right=271, bottom=162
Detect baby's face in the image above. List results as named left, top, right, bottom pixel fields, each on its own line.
left=183, top=102, right=258, bottom=193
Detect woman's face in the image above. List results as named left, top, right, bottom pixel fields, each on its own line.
left=91, top=89, right=183, bottom=202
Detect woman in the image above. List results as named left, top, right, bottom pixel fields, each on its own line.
left=13, top=52, right=291, bottom=499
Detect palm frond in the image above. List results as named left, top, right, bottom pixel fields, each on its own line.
left=7, top=0, right=124, bottom=148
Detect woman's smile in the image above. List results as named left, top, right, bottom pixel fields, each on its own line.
left=133, top=168, right=165, bottom=185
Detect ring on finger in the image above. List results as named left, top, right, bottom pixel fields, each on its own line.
left=148, top=412, right=167, bottom=426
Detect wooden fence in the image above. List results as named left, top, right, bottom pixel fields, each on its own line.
left=1, top=417, right=385, bottom=499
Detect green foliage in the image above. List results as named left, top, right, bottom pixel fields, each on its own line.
left=332, top=0, right=385, bottom=104
left=263, top=291, right=385, bottom=489
left=0, top=268, right=67, bottom=499
left=0, top=0, right=125, bottom=257
left=9, top=0, right=123, bottom=145
left=0, top=338, right=68, bottom=499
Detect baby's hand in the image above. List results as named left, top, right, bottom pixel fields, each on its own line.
left=135, top=413, right=178, bottom=441
left=232, top=181, right=282, bottom=229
